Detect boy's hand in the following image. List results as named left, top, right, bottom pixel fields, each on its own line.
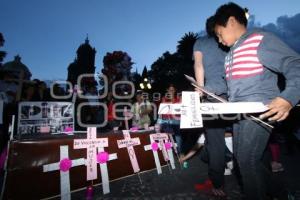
left=179, top=155, right=186, bottom=163
left=259, top=97, right=292, bottom=122
left=194, top=87, right=204, bottom=97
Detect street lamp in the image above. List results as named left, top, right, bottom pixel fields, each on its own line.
left=139, top=78, right=151, bottom=90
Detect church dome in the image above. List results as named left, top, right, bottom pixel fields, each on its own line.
left=1, top=55, right=32, bottom=80
left=67, top=59, right=78, bottom=71
left=76, top=37, right=96, bottom=55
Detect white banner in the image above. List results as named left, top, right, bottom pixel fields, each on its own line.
left=18, top=101, right=74, bottom=135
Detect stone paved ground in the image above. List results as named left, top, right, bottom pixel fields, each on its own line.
left=72, top=155, right=244, bottom=200
left=70, top=144, right=300, bottom=200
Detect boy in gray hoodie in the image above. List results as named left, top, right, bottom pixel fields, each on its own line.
left=213, top=2, right=300, bottom=200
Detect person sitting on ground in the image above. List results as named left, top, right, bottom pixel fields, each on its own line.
left=179, top=132, right=234, bottom=176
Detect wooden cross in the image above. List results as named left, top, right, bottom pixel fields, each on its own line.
left=117, top=130, right=141, bottom=173
left=43, top=145, right=85, bottom=200
left=96, top=147, right=117, bottom=194
left=144, top=133, right=176, bottom=174
left=73, top=127, right=108, bottom=180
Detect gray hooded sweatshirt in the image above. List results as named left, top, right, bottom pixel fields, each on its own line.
left=225, top=29, right=300, bottom=106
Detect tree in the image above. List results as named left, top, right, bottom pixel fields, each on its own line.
left=149, top=32, right=198, bottom=93
left=149, top=51, right=179, bottom=93
left=176, top=32, right=198, bottom=61
left=131, top=68, right=142, bottom=92
left=100, top=51, right=134, bottom=94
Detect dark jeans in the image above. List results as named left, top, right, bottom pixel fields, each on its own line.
left=199, top=96, right=229, bottom=188
left=202, top=115, right=227, bottom=189
left=233, top=119, right=286, bottom=200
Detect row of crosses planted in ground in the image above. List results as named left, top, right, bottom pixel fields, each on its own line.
left=42, top=127, right=178, bottom=200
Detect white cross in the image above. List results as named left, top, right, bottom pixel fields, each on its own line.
left=73, top=127, right=108, bottom=180
left=43, top=145, right=85, bottom=200
left=117, top=130, right=141, bottom=173
left=159, top=91, right=270, bottom=128
left=123, top=107, right=130, bottom=130
left=153, top=133, right=169, bottom=160
left=144, top=133, right=176, bottom=174
left=168, top=133, right=179, bottom=155
left=69, top=84, right=83, bottom=104
left=96, top=147, right=118, bottom=194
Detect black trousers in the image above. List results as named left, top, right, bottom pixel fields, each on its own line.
left=201, top=115, right=228, bottom=188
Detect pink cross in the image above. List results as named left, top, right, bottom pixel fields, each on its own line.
left=117, top=130, right=141, bottom=173
left=151, top=133, right=170, bottom=161
left=74, top=127, right=108, bottom=180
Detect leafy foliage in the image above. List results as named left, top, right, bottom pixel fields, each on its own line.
left=149, top=32, right=198, bottom=93
left=131, top=70, right=142, bottom=92
left=177, top=32, right=198, bottom=61
left=101, top=51, right=133, bottom=84
left=100, top=51, right=134, bottom=94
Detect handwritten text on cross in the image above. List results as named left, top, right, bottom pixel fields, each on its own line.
left=117, top=130, right=141, bottom=173
left=74, top=127, right=108, bottom=180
